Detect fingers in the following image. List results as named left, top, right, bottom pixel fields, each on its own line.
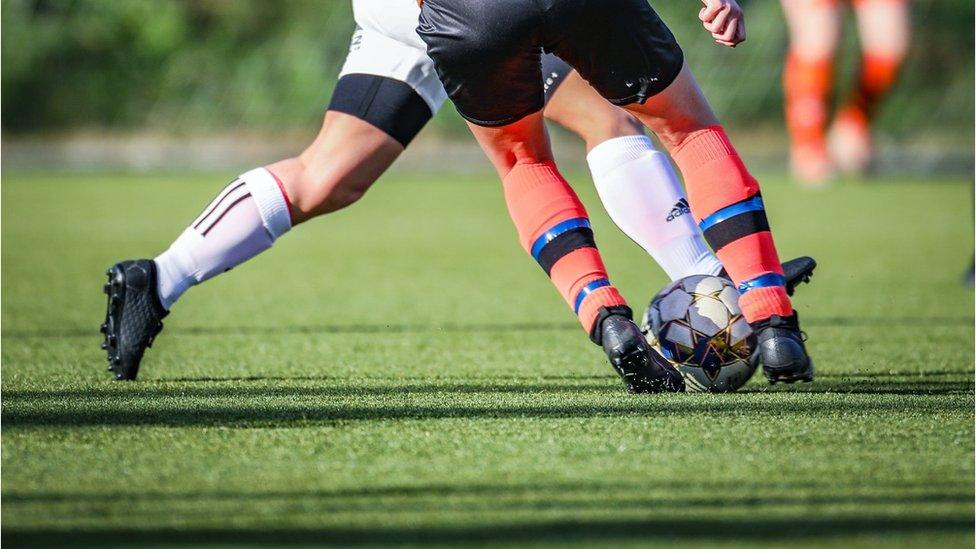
left=704, top=5, right=732, bottom=34
left=699, top=0, right=723, bottom=23
left=699, top=1, right=747, bottom=48
left=715, top=17, right=742, bottom=46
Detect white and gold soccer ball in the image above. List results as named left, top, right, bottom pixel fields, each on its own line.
left=641, top=275, right=756, bottom=393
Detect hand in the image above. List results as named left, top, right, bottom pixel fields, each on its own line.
left=699, top=0, right=746, bottom=48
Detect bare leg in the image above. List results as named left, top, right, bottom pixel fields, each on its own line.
left=543, top=71, right=644, bottom=151
left=623, top=63, right=793, bottom=320
left=270, top=111, right=405, bottom=224
left=622, top=64, right=719, bottom=152
left=466, top=112, right=683, bottom=392
left=153, top=111, right=406, bottom=311
left=622, top=63, right=813, bottom=382
left=781, top=0, right=843, bottom=184
left=831, top=0, right=911, bottom=175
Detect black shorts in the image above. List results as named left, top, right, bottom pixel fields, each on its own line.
left=541, top=54, right=572, bottom=104
left=417, top=0, right=684, bottom=126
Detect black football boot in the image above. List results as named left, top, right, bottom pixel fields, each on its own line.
left=596, top=309, right=685, bottom=394
left=719, top=256, right=817, bottom=297
left=100, top=260, right=168, bottom=381
left=750, top=311, right=814, bottom=384
left=781, top=256, right=817, bottom=296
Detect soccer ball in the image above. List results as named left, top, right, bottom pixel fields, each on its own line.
left=641, top=275, right=756, bottom=393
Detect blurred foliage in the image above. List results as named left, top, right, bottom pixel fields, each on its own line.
left=2, top=0, right=973, bottom=139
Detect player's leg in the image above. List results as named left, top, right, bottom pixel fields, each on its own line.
left=624, top=66, right=813, bottom=383
left=102, top=107, right=408, bottom=380
left=542, top=55, right=723, bottom=280
left=154, top=107, right=408, bottom=306
left=781, top=0, right=843, bottom=185
left=467, top=114, right=683, bottom=393
left=417, top=1, right=683, bottom=393
left=831, top=0, right=911, bottom=175
left=541, top=56, right=817, bottom=291
left=549, top=0, right=812, bottom=383
left=101, top=24, right=445, bottom=380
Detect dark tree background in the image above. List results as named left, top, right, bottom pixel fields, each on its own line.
left=2, top=0, right=972, bottom=141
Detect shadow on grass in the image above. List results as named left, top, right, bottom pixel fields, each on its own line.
left=2, top=377, right=971, bottom=411
left=3, top=515, right=972, bottom=547
left=5, top=478, right=971, bottom=508
left=2, top=380, right=618, bottom=402
left=2, top=378, right=971, bottom=428
left=3, top=315, right=972, bottom=339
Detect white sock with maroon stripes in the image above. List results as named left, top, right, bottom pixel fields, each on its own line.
left=587, top=135, right=724, bottom=281
left=153, top=167, right=292, bottom=310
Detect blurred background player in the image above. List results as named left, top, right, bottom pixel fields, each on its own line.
left=781, top=0, right=911, bottom=184
left=418, top=0, right=815, bottom=389
left=100, top=0, right=813, bottom=387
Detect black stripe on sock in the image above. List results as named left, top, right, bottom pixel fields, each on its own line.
left=201, top=193, right=252, bottom=236
left=537, top=227, right=597, bottom=275
left=194, top=180, right=246, bottom=229
left=702, top=209, right=770, bottom=251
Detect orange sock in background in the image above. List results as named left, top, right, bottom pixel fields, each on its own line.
left=784, top=52, right=834, bottom=153
left=502, top=161, right=628, bottom=338
left=842, top=53, right=902, bottom=123
left=671, top=127, right=793, bottom=323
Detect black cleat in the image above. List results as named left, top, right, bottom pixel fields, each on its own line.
left=719, top=256, right=817, bottom=297
left=782, top=256, right=817, bottom=296
left=101, top=260, right=168, bottom=381
left=750, top=312, right=814, bottom=384
left=601, top=314, right=685, bottom=393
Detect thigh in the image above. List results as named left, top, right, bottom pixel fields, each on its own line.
left=549, top=0, right=684, bottom=106
left=781, top=0, right=843, bottom=60
left=852, top=0, right=911, bottom=59
left=338, top=26, right=447, bottom=118
left=544, top=68, right=644, bottom=150
left=417, top=0, right=545, bottom=126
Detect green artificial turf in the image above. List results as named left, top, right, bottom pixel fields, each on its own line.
left=2, top=169, right=973, bottom=547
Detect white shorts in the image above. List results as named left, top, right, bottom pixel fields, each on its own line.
left=338, top=0, right=448, bottom=114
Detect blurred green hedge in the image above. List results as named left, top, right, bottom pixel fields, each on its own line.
left=2, top=0, right=972, bottom=138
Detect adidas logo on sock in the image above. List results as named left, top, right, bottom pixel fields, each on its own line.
left=666, top=198, right=690, bottom=222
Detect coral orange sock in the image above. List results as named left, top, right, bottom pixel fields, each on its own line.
left=671, top=127, right=793, bottom=323
left=844, top=54, right=902, bottom=122
left=502, top=161, right=628, bottom=339
left=784, top=53, right=834, bottom=154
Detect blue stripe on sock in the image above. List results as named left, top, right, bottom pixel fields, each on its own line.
left=573, top=278, right=611, bottom=314
left=698, top=196, right=765, bottom=232
left=738, top=273, right=786, bottom=293
left=530, top=218, right=591, bottom=261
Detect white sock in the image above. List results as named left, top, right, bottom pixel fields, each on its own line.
left=153, top=167, right=292, bottom=309
left=587, top=134, right=724, bottom=281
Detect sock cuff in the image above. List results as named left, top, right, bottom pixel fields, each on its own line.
left=738, top=286, right=793, bottom=324
left=502, top=161, right=561, bottom=192
left=502, top=161, right=588, bottom=251
left=577, top=285, right=627, bottom=335
left=154, top=228, right=202, bottom=310
left=585, top=134, right=657, bottom=176
left=672, top=125, right=737, bottom=173
left=241, top=167, right=292, bottom=241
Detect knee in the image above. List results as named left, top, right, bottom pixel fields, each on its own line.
left=550, top=104, right=644, bottom=150
left=643, top=114, right=713, bottom=151
left=579, top=110, right=645, bottom=150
